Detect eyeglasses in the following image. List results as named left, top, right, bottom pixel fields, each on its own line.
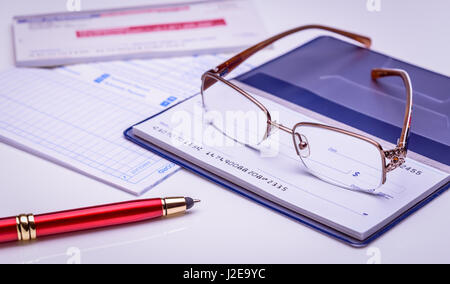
left=200, top=25, right=413, bottom=193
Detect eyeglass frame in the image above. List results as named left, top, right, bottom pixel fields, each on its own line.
left=200, top=24, right=413, bottom=186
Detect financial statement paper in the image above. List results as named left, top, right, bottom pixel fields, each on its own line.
left=0, top=54, right=253, bottom=195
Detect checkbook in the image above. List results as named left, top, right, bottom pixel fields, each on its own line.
left=126, top=36, right=450, bottom=246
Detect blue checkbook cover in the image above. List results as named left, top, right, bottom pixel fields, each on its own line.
left=125, top=36, right=449, bottom=247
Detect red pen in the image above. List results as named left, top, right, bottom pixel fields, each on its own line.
left=0, top=197, right=199, bottom=244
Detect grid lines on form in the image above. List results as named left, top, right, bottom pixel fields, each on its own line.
left=0, top=55, right=254, bottom=194
left=0, top=68, right=168, bottom=189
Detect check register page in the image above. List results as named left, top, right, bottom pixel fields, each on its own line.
left=132, top=90, right=449, bottom=240
left=0, top=55, right=252, bottom=195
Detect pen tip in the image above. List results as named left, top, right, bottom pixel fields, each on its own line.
left=185, top=197, right=200, bottom=210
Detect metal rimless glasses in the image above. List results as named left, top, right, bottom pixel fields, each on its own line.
left=200, top=25, right=413, bottom=194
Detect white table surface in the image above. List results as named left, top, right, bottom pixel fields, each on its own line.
left=0, top=0, right=449, bottom=264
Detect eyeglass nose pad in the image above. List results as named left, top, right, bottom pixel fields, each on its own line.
left=294, top=132, right=310, bottom=158
left=203, top=109, right=215, bottom=125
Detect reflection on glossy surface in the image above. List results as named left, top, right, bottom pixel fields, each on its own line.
left=18, top=227, right=187, bottom=264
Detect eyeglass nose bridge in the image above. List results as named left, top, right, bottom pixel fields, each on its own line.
left=268, top=121, right=311, bottom=158
left=269, top=120, right=293, bottom=135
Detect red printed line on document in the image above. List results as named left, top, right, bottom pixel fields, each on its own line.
left=76, top=19, right=227, bottom=38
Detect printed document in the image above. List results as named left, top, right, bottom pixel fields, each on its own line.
left=0, top=54, right=252, bottom=195
left=13, top=0, right=266, bottom=67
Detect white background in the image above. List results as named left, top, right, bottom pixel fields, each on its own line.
left=0, top=0, right=449, bottom=264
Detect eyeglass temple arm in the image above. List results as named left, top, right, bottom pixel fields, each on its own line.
left=371, top=68, right=413, bottom=151
left=211, top=24, right=371, bottom=79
